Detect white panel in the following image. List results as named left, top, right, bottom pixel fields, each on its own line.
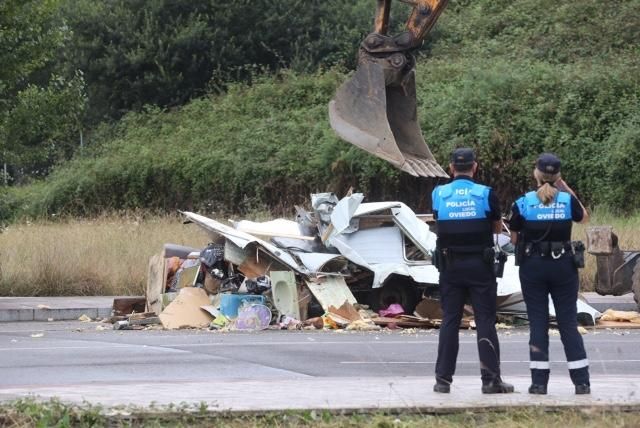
left=341, top=226, right=405, bottom=264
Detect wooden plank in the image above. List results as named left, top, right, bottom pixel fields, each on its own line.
left=128, top=312, right=156, bottom=320
left=146, top=252, right=166, bottom=315
left=129, top=316, right=161, bottom=326
left=372, top=316, right=436, bottom=328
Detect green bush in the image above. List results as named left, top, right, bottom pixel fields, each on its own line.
left=420, top=58, right=640, bottom=207
left=7, top=0, right=640, bottom=217
left=14, top=56, right=640, bottom=217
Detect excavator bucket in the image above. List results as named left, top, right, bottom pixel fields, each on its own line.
left=329, top=60, right=447, bottom=178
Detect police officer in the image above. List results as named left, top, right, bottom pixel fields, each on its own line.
left=509, top=153, right=590, bottom=395
left=432, top=148, right=514, bottom=394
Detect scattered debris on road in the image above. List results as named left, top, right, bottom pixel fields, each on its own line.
left=595, top=309, right=640, bottom=329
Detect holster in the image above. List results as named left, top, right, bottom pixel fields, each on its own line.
left=493, top=250, right=508, bottom=278
left=433, top=247, right=448, bottom=272
left=571, top=240, right=586, bottom=269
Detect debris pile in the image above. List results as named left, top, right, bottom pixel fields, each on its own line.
left=108, top=192, right=605, bottom=332
left=138, top=192, right=453, bottom=331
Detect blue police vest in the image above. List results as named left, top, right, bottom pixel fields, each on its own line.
left=516, top=191, right=572, bottom=222
left=432, top=179, right=491, bottom=221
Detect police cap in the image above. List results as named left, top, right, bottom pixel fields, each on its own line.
left=450, top=147, right=476, bottom=168
left=536, top=153, right=561, bottom=175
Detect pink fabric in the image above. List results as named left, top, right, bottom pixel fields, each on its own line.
left=379, top=303, right=404, bottom=318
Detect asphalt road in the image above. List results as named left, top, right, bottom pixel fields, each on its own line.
left=1, top=321, right=639, bottom=388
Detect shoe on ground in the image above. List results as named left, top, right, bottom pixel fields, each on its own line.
left=482, top=378, right=515, bottom=394
left=528, top=384, right=547, bottom=395
left=575, top=384, right=591, bottom=394
left=433, top=380, right=451, bottom=393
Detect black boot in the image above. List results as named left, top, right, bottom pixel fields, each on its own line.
left=575, top=384, right=591, bottom=394
left=528, top=384, right=547, bottom=395
left=482, top=377, right=515, bottom=394
left=433, top=378, right=451, bottom=393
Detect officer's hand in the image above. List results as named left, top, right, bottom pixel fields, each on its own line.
left=556, top=178, right=578, bottom=198
left=555, top=178, right=571, bottom=193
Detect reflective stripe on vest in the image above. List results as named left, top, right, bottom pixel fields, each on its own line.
left=433, top=179, right=490, bottom=221
left=516, top=191, right=572, bottom=222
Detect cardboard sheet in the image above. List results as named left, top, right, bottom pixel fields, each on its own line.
left=327, top=301, right=362, bottom=322
left=159, top=287, right=213, bottom=329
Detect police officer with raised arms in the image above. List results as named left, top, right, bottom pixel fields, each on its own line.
left=509, top=153, right=590, bottom=395
left=432, top=148, right=514, bottom=394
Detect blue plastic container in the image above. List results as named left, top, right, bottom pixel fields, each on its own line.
left=219, top=294, right=266, bottom=319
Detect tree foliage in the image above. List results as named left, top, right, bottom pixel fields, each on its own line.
left=0, top=0, right=86, bottom=183
left=60, top=0, right=375, bottom=122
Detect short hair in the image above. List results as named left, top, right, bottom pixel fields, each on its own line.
left=452, top=163, right=474, bottom=174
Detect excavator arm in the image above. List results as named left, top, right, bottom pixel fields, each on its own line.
left=329, top=0, right=450, bottom=177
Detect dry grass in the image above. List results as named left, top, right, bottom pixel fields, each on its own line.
left=0, top=210, right=638, bottom=296
left=0, top=214, right=208, bottom=296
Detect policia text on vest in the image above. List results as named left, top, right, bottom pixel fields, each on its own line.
left=431, top=148, right=514, bottom=395
left=513, top=191, right=585, bottom=269
left=509, top=152, right=591, bottom=395
left=432, top=179, right=506, bottom=276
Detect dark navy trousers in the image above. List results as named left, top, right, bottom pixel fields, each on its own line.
left=519, top=254, right=590, bottom=386
left=435, top=256, right=501, bottom=384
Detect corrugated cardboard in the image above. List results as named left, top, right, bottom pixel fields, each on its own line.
left=159, top=287, right=213, bottom=329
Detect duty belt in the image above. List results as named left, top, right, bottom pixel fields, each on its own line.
left=442, top=244, right=489, bottom=255
left=525, top=241, right=572, bottom=259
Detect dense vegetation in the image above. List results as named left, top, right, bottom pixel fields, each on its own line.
left=1, top=0, right=639, bottom=219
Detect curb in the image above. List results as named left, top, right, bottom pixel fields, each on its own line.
left=0, top=296, right=117, bottom=322
left=1, top=376, right=638, bottom=411
left=0, top=293, right=636, bottom=322
left=0, top=307, right=112, bottom=322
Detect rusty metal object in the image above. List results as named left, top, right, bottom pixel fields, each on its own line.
left=586, top=226, right=640, bottom=299
left=329, top=0, right=450, bottom=178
